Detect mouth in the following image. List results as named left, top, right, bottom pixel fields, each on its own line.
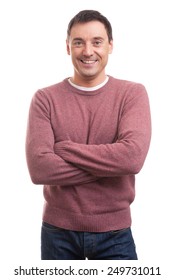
left=80, top=59, right=97, bottom=64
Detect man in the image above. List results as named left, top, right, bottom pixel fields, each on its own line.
left=26, top=10, right=151, bottom=260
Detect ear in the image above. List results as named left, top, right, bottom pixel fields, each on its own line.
left=109, top=40, right=113, bottom=54
left=66, top=39, right=71, bottom=55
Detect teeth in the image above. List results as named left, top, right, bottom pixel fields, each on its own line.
left=82, top=60, right=96, bottom=64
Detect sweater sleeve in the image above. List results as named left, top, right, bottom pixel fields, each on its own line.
left=26, top=90, right=98, bottom=186
left=54, top=84, right=151, bottom=177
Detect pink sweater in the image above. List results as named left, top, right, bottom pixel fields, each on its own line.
left=26, top=76, right=151, bottom=232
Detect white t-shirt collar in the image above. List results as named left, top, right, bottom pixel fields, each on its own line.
left=68, top=76, right=109, bottom=92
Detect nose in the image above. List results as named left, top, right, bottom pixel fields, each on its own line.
left=82, top=42, right=94, bottom=56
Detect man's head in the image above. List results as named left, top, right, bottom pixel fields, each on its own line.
left=67, top=10, right=113, bottom=43
left=66, top=10, right=113, bottom=87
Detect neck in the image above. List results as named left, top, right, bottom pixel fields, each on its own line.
left=71, top=73, right=107, bottom=87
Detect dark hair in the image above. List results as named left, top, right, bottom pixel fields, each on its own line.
left=67, top=10, right=113, bottom=42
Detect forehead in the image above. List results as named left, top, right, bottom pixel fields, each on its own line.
left=69, top=21, right=108, bottom=40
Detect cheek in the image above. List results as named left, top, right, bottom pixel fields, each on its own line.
left=100, top=50, right=110, bottom=62
left=69, top=48, right=80, bottom=58
left=71, top=55, right=80, bottom=68
left=98, top=46, right=111, bottom=57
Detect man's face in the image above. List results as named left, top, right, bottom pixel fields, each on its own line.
left=66, top=21, right=113, bottom=86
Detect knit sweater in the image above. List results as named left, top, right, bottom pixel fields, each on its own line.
left=26, top=76, right=151, bottom=232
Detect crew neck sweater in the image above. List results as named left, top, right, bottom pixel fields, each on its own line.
left=26, top=76, right=151, bottom=232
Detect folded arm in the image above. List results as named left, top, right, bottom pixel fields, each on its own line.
left=26, top=90, right=97, bottom=186
left=54, top=85, right=151, bottom=177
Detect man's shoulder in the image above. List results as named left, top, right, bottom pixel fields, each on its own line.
left=108, top=76, right=147, bottom=97
left=39, top=78, right=69, bottom=95
left=109, top=75, right=144, bottom=88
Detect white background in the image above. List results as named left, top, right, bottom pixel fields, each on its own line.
left=0, top=0, right=174, bottom=276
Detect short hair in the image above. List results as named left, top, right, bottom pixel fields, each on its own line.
left=67, top=10, right=113, bottom=42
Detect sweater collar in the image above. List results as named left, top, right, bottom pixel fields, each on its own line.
left=68, top=76, right=109, bottom=92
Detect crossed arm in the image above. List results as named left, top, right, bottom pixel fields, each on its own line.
left=26, top=91, right=98, bottom=186
left=54, top=89, right=151, bottom=177
left=26, top=87, right=151, bottom=186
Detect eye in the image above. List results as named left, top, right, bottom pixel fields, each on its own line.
left=72, top=41, right=84, bottom=47
left=93, top=40, right=103, bottom=47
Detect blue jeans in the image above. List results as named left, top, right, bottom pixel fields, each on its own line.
left=41, top=222, right=137, bottom=260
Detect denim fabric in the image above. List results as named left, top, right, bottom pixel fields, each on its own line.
left=41, top=222, right=137, bottom=260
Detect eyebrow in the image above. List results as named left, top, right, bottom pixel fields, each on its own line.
left=72, top=36, right=105, bottom=41
left=72, top=37, right=83, bottom=42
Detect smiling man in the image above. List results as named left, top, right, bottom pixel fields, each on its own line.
left=26, top=10, right=151, bottom=260
left=66, top=20, right=113, bottom=86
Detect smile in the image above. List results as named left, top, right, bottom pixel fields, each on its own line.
left=81, top=60, right=97, bottom=64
